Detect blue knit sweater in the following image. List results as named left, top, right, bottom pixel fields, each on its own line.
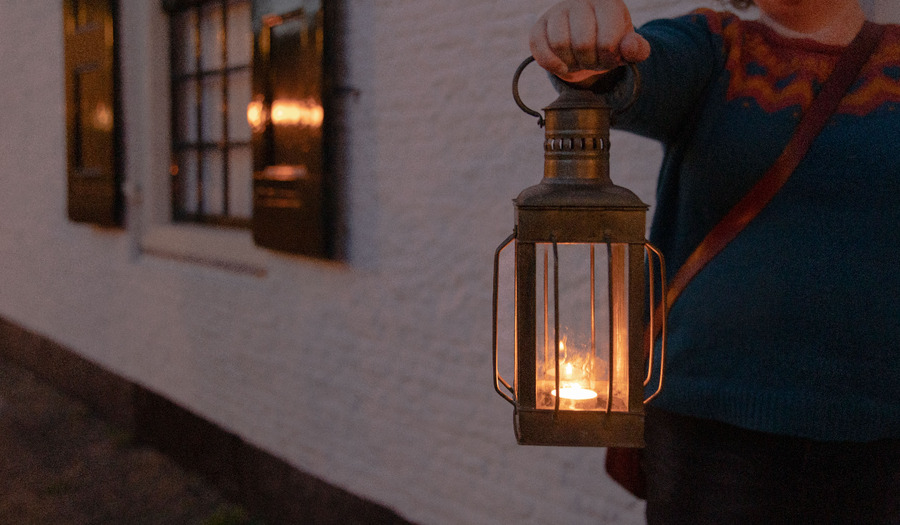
left=606, top=10, right=900, bottom=441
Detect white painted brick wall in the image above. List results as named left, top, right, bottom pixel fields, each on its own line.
left=1, top=1, right=897, bottom=524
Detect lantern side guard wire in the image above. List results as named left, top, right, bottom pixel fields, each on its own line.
left=493, top=231, right=517, bottom=405
left=644, top=242, right=667, bottom=403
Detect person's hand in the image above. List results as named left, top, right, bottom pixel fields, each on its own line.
left=529, top=0, right=650, bottom=84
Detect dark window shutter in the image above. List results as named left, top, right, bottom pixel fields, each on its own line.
left=251, top=2, right=340, bottom=258
left=64, top=0, right=122, bottom=226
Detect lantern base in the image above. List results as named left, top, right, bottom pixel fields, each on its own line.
left=514, top=408, right=644, bottom=448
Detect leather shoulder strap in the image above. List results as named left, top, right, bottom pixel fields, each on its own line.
left=651, top=21, right=886, bottom=341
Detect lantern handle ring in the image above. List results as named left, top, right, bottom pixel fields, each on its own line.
left=512, top=56, right=642, bottom=128
left=512, top=57, right=545, bottom=126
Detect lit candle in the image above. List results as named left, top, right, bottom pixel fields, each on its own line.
left=552, top=385, right=599, bottom=401
left=538, top=336, right=608, bottom=409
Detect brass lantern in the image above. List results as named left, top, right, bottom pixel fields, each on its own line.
left=492, top=58, right=666, bottom=447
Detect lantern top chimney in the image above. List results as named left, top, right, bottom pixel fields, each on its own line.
left=512, top=59, right=647, bottom=211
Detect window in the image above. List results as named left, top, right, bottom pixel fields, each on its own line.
left=159, top=0, right=343, bottom=259
left=169, top=0, right=253, bottom=227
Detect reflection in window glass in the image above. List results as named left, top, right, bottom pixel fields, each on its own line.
left=175, top=79, right=197, bottom=142
left=200, top=75, right=224, bottom=142
left=201, top=149, right=225, bottom=215
left=226, top=1, right=252, bottom=66
left=199, top=4, right=224, bottom=71
left=170, top=0, right=252, bottom=226
left=173, top=10, right=197, bottom=74
left=228, top=69, right=252, bottom=142
left=176, top=150, right=198, bottom=214
left=228, top=146, right=253, bottom=218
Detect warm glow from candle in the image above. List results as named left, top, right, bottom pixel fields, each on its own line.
left=550, top=337, right=599, bottom=400
left=552, top=386, right=599, bottom=401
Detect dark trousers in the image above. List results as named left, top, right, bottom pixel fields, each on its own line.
left=643, top=406, right=900, bottom=525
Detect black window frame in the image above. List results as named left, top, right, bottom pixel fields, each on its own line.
left=166, top=0, right=254, bottom=228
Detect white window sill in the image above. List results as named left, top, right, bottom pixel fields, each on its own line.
left=139, top=224, right=269, bottom=277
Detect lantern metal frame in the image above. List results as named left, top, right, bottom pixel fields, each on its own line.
left=492, top=58, right=667, bottom=448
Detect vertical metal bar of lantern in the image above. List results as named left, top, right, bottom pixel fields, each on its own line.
left=613, top=244, right=630, bottom=409
left=513, top=240, right=519, bottom=399
left=590, top=244, right=597, bottom=411
left=516, top=242, right=537, bottom=409
left=606, top=242, right=614, bottom=412
left=552, top=239, right=560, bottom=413
left=609, top=244, right=629, bottom=408
left=543, top=248, right=549, bottom=371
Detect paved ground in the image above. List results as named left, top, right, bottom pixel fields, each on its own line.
left=0, top=354, right=261, bottom=525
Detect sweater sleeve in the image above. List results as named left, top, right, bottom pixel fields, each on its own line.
left=606, top=10, right=733, bottom=142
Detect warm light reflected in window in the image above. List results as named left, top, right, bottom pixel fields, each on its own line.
left=93, top=102, right=114, bottom=132
left=246, top=100, right=265, bottom=131
left=246, top=99, right=324, bottom=130
left=247, top=100, right=325, bottom=131
left=271, top=99, right=323, bottom=127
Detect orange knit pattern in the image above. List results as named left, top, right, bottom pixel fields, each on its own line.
left=695, top=9, right=900, bottom=116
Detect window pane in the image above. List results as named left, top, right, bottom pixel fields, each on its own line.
left=200, top=75, right=223, bottom=143
left=173, top=10, right=197, bottom=74
left=175, top=79, right=197, bottom=143
left=228, top=146, right=252, bottom=219
left=176, top=149, right=198, bottom=215
left=199, top=3, right=223, bottom=71
left=226, top=0, right=252, bottom=67
left=202, top=149, right=224, bottom=215
left=228, top=69, right=252, bottom=142
left=170, top=0, right=252, bottom=226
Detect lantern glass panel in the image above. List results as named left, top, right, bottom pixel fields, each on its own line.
left=535, top=242, right=630, bottom=412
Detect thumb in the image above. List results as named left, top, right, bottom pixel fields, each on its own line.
left=620, top=31, right=651, bottom=63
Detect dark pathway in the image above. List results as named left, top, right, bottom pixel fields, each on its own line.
left=0, top=354, right=259, bottom=525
